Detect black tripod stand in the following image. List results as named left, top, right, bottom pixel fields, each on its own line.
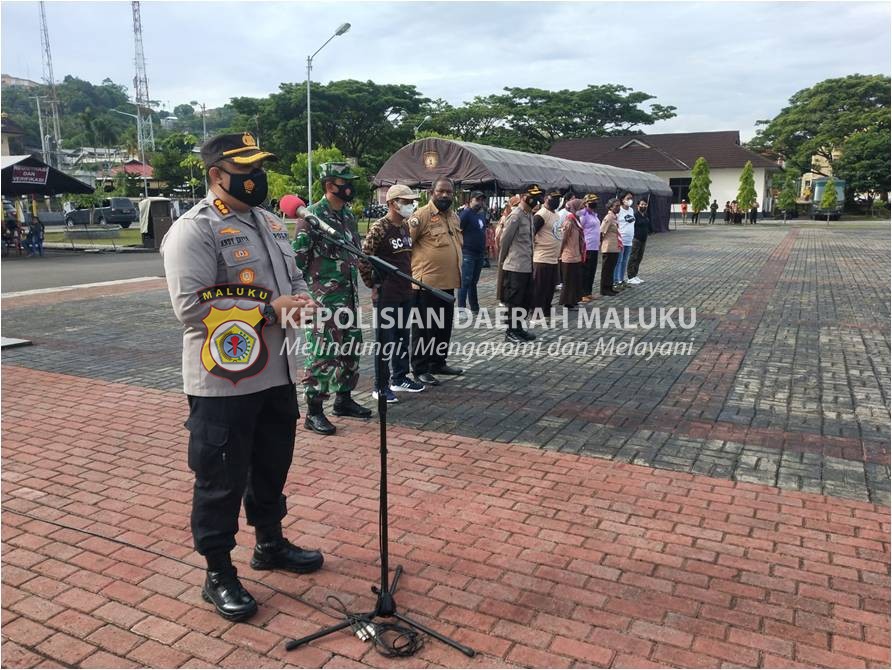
left=285, top=223, right=476, bottom=658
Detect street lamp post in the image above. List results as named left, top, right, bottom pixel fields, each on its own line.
left=111, top=107, right=149, bottom=197
left=190, top=101, right=208, bottom=193
left=414, top=115, right=432, bottom=138
left=306, top=22, right=351, bottom=201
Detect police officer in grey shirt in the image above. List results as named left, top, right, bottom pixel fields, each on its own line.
left=161, top=132, right=323, bottom=622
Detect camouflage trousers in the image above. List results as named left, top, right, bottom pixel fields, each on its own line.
left=302, top=306, right=362, bottom=400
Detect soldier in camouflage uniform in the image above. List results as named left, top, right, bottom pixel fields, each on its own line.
left=293, top=162, right=372, bottom=434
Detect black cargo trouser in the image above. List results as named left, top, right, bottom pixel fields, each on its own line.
left=627, top=237, right=648, bottom=278
left=412, top=289, right=455, bottom=374
left=581, top=250, right=599, bottom=296
left=600, top=252, right=619, bottom=293
left=186, top=384, right=299, bottom=556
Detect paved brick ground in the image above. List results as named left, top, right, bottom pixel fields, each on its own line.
left=2, top=365, right=890, bottom=669
left=3, top=225, right=889, bottom=502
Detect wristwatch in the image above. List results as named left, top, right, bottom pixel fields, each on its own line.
left=262, top=304, right=277, bottom=325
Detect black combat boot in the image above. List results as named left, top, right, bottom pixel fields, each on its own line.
left=251, top=526, right=325, bottom=574
left=201, top=553, right=257, bottom=622
left=332, top=392, right=372, bottom=418
left=304, top=396, right=336, bottom=435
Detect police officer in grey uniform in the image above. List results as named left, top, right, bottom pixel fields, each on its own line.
left=161, top=132, right=323, bottom=622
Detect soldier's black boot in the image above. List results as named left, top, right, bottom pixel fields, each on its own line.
left=305, top=396, right=336, bottom=435
left=332, top=392, right=372, bottom=418
left=201, top=553, right=257, bottom=622
left=251, top=526, right=324, bottom=574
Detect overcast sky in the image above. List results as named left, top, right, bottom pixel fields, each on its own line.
left=2, top=1, right=889, bottom=140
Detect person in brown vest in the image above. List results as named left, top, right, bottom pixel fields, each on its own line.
left=600, top=198, right=622, bottom=296
left=499, top=184, right=543, bottom=342
left=407, top=177, right=464, bottom=386
left=559, top=198, right=586, bottom=309
left=530, top=189, right=562, bottom=315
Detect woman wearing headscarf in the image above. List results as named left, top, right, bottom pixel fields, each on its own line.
left=558, top=198, right=586, bottom=309
left=600, top=198, right=621, bottom=297
left=578, top=193, right=601, bottom=302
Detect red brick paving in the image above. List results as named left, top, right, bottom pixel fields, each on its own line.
left=1, top=364, right=889, bottom=668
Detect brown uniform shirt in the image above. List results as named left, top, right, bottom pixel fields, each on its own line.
left=407, top=201, right=462, bottom=290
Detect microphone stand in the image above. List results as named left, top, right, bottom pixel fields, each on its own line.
left=285, top=223, right=476, bottom=659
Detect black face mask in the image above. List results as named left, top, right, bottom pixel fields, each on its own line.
left=525, top=197, right=542, bottom=208
left=219, top=167, right=268, bottom=207
left=471, top=201, right=484, bottom=211
left=434, top=196, right=453, bottom=211
left=546, top=197, right=560, bottom=210
left=332, top=182, right=355, bottom=203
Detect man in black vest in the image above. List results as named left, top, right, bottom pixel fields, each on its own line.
left=359, top=185, right=427, bottom=402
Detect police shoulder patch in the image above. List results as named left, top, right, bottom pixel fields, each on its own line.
left=407, top=216, right=420, bottom=228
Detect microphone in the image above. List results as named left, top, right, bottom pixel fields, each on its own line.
left=279, top=195, right=344, bottom=240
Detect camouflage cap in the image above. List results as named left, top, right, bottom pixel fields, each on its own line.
left=319, top=162, right=357, bottom=181
left=200, top=132, right=277, bottom=167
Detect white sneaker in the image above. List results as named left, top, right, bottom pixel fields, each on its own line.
left=628, top=277, right=643, bottom=285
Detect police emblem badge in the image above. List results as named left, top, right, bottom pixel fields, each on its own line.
left=200, top=305, right=268, bottom=384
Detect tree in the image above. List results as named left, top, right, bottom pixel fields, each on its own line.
left=835, top=128, right=891, bottom=203
left=266, top=170, right=298, bottom=202
left=426, top=96, right=509, bottom=143
left=290, top=146, right=370, bottom=212
left=179, top=153, right=206, bottom=200
left=428, top=85, right=677, bottom=154
left=174, top=103, right=195, bottom=118
left=776, top=171, right=799, bottom=222
left=688, top=157, right=711, bottom=223
left=737, top=161, right=757, bottom=215
left=151, top=132, right=198, bottom=193
left=229, top=79, right=427, bottom=173
left=750, top=74, right=890, bottom=199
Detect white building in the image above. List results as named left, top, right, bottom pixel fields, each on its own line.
left=548, top=131, right=780, bottom=214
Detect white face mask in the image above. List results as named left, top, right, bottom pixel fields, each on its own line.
left=398, top=202, right=417, bottom=218
left=624, top=199, right=633, bottom=207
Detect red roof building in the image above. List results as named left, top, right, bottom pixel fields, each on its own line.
left=108, top=159, right=154, bottom=178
